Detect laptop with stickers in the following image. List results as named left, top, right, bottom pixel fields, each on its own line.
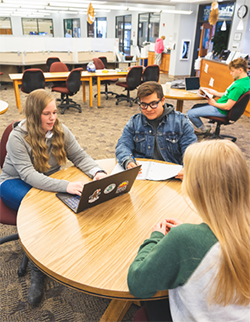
left=185, top=77, right=200, bottom=93
left=56, top=165, right=141, bottom=213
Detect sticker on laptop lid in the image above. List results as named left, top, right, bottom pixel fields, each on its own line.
left=116, top=181, right=129, bottom=194
left=104, top=183, right=116, bottom=194
left=88, top=189, right=101, bottom=203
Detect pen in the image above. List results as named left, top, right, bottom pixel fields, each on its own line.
left=132, top=155, right=138, bottom=165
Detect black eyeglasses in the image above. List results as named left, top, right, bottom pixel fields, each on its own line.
left=139, top=98, right=162, bottom=110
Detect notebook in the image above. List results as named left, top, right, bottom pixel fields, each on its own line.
left=185, top=77, right=200, bottom=93
left=56, top=165, right=141, bottom=213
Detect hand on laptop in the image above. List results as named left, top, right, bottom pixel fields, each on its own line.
left=127, top=162, right=142, bottom=174
left=94, top=171, right=107, bottom=180
left=66, top=182, right=84, bottom=196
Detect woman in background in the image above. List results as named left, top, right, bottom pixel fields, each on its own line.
left=0, top=89, right=107, bottom=306
left=154, top=35, right=165, bottom=66
left=128, top=140, right=250, bottom=321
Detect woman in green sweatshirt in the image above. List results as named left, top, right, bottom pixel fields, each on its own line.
left=127, top=140, right=250, bottom=321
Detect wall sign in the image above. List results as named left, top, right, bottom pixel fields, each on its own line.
left=180, top=40, right=191, bottom=60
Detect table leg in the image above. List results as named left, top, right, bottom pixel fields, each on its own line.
left=97, top=77, right=101, bottom=107
left=89, top=77, right=93, bottom=108
left=100, top=299, right=132, bottom=322
left=82, top=81, right=86, bottom=103
left=176, top=100, right=184, bottom=113
left=13, top=80, right=21, bottom=112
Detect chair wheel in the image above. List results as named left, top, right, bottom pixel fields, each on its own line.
left=17, top=268, right=26, bottom=277
left=116, top=101, right=118, bottom=105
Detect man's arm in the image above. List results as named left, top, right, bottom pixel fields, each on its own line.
left=115, top=118, right=136, bottom=168
left=179, top=116, right=197, bottom=159
left=202, top=87, right=224, bottom=97
left=207, top=98, right=236, bottom=110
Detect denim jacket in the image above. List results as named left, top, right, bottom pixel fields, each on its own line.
left=115, top=108, right=197, bottom=167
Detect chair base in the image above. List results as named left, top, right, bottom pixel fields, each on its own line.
left=116, top=94, right=135, bottom=107
left=0, top=233, right=19, bottom=244
left=196, top=121, right=237, bottom=142
left=18, top=253, right=29, bottom=277
left=58, top=94, right=82, bottom=114
left=94, top=91, right=117, bottom=100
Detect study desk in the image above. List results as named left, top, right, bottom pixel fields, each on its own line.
left=164, top=88, right=204, bottom=113
left=17, top=158, right=201, bottom=321
left=9, top=71, right=93, bottom=113
left=95, top=71, right=128, bottom=108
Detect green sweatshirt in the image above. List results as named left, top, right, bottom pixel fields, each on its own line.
left=128, top=223, right=250, bottom=321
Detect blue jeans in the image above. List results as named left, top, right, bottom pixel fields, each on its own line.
left=187, top=103, right=227, bottom=128
left=0, top=179, right=32, bottom=211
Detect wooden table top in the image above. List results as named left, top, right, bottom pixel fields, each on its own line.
left=164, top=88, right=205, bottom=101
left=17, top=158, right=201, bottom=300
left=9, top=70, right=128, bottom=81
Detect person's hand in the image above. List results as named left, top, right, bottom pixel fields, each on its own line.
left=175, top=168, right=184, bottom=181
left=127, top=162, right=137, bottom=169
left=66, top=182, right=84, bottom=196
left=207, top=98, right=216, bottom=106
left=152, top=220, right=167, bottom=235
left=165, top=218, right=183, bottom=231
left=94, top=172, right=107, bottom=180
left=127, top=162, right=142, bottom=174
left=201, top=87, right=217, bottom=96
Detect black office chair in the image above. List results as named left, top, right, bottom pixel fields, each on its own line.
left=196, top=90, right=250, bottom=142
left=93, top=58, right=118, bottom=100
left=0, top=121, right=29, bottom=277
left=51, top=67, right=83, bottom=114
left=142, top=65, right=160, bottom=83
left=21, top=69, right=45, bottom=94
left=115, top=66, right=143, bottom=107
left=46, top=57, right=61, bottom=72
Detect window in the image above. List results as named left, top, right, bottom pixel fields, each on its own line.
left=64, top=19, right=81, bottom=38
left=87, top=17, right=107, bottom=38
left=138, top=13, right=160, bottom=47
left=22, top=18, right=53, bottom=36
left=115, top=15, right=132, bottom=55
left=0, top=17, right=12, bottom=35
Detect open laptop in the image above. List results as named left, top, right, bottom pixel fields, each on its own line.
left=185, top=77, right=200, bottom=93
left=56, top=165, right=141, bottom=213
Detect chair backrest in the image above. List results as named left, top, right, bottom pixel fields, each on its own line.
left=21, top=68, right=45, bottom=94
left=50, top=61, right=69, bottom=73
left=0, top=121, right=16, bottom=168
left=98, top=56, right=108, bottom=69
left=66, top=68, right=83, bottom=94
left=126, top=66, right=143, bottom=90
left=142, top=65, right=160, bottom=83
left=93, top=58, right=105, bottom=70
left=228, top=90, right=250, bottom=122
left=46, top=57, right=61, bottom=71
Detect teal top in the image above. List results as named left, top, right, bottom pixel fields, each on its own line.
left=217, top=76, right=250, bottom=115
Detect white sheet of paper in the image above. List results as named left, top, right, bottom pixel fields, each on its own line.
left=111, top=161, right=182, bottom=181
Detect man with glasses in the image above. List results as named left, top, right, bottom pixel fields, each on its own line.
left=115, top=81, right=196, bottom=176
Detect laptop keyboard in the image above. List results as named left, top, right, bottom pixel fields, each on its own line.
left=64, top=195, right=80, bottom=210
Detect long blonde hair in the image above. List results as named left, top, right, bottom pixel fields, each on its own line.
left=24, top=89, right=67, bottom=173
left=183, top=140, right=250, bottom=306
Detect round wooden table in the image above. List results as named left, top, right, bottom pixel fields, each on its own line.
left=0, top=100, right=9, bottom=114
left=17, top=158, right=201, bottom=321
left=164, top=88, right=205, bottom=112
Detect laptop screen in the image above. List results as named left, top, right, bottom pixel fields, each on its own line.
left=185, top=77, right=200, bottom=91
